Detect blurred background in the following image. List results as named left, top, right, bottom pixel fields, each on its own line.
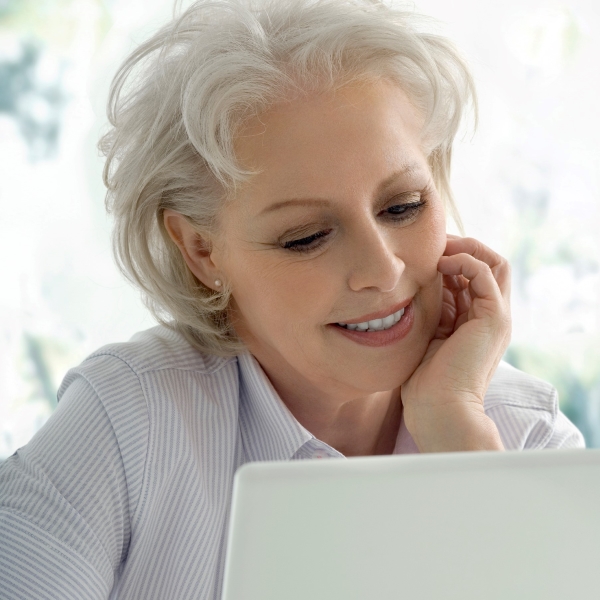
left=0, top=0, right=599, bottom=457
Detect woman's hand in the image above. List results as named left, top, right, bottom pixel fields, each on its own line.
left=400, top=235, right=511, bottom=453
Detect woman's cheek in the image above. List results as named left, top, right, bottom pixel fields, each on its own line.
left=413, top=226, right=445, bottom=288
left=413, top=217, right=446, bottom=335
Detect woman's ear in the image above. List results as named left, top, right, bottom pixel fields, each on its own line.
left=163, top=209, right=223, bottom=291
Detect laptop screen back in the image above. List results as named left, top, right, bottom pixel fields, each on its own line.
left=221, top=448, right=600, bottom=600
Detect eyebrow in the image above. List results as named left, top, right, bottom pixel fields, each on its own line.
left=258, top=162, right=426, bottom=216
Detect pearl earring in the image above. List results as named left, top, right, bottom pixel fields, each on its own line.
left=214, top=279, right=222, bottom=287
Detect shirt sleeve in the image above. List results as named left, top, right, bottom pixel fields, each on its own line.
left=484, top=361, right=587, bottom=451
left=0, top=357, right=143, bottom=599
left=543, top=408, right=586, bottom=449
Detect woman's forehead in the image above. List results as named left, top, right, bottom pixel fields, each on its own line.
left=235, top=79, right=424, bottom=154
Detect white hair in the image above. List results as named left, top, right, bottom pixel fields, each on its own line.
left=99, top=0, right=477, bottom=357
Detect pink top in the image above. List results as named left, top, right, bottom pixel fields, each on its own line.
left=392, top=408, right=420, bottom=454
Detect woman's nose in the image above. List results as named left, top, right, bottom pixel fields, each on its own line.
left=346, top=221, right=405, bottom=293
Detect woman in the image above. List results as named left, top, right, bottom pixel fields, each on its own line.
left=0, top=0, right=585, bottom=598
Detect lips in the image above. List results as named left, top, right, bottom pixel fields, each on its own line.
left=338, top=306, right=404, bottom=331
left=332, top=298, right=412, bottom=325
left=329, top=301, right=415, bottom=347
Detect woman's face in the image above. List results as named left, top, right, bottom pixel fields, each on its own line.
left=213, top=79, right=447, bottom=400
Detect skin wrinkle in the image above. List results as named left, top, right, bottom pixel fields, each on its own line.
left=165, top=79, right=448, bottom=457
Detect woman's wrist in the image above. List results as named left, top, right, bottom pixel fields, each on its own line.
left=404, top=402, right=505, bottom=453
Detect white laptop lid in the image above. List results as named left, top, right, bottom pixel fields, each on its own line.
left=221, top=448, right=600, bottom=600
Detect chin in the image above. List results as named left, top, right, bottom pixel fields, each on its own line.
left=343, top=342, right=429, bottom=394
left=332, top=306, right=437, bottom=392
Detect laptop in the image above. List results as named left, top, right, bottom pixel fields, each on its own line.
left=221, top=448, right=600, bottom=600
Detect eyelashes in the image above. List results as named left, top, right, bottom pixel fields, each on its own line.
left=282, top=229, right=332, bottom=251
left=386, top=200, right=426, bottom=217
left=281, top=199, right=427, bottom=253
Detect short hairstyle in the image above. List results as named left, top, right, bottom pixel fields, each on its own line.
left=99, top=0, right=477, bottom=357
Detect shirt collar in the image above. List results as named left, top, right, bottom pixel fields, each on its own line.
left=236, top=351, right=418, bottom=462
left=237, top=351, right=317, bottom=462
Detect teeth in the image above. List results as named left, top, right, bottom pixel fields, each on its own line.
left=382, top=313, right=395, bottom=328
left=338, top=307, right=405, bottom=332
left=369, top=318, right=383, bottom=331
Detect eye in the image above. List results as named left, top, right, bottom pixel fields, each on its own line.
left=279, top=195, right=428, bottom=253
left=383, top=199, right=426, bottom=221
left=282, top=229, right=332, bottom=252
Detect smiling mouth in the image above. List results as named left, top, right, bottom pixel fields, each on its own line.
left=336, top=307, right=405, bottom=332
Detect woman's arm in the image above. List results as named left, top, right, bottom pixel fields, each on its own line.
left=543, top=410, right=586, bottom=448
left=0, top=361, right=138, bottom=599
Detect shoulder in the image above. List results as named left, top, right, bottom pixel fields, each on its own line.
left=53, top=326, right=243, bottom=512
left=83, top=324, right=234, bottom=376
left=485, top=360, right=557, bottom=413
left=484, top=361, right=585, bottom=450
left=58, top=324, right=237, bottom=399
left=56, top=325, right=242, bottom=462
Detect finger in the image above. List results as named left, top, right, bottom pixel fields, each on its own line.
left=443, top=237, right=510, bottom=298
left=444, top=236, right=502, bottom=267
left=455, top=310, right=469, bottom=330
left=443, top=273, right=469, bottom=293
left=438, top=253, right=503, bottom=304
left=434, top=286, right=456, bottom=340
left=492, top=261, right=511, bottom=303
left=457, top=286, right=471, bottom=316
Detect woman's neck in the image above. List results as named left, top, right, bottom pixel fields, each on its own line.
left=259, top=358, right=403, bottom=457
left=294, top=388, right=403, bottom=457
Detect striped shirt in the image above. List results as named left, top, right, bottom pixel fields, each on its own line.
left=0, top=325, right=585, bottom=599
